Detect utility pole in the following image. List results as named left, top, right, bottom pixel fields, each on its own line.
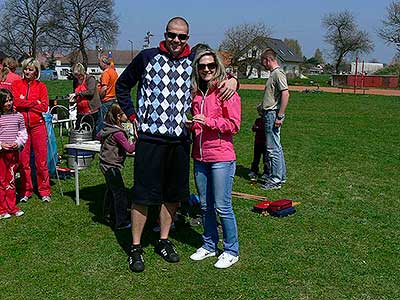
left=96, top=45, right=103, bottom=59
left=143, top=31, right=154, bottom=49
left=128, top=39, right=134, bottom=59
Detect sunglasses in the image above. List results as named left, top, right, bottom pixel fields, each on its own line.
left=166, top=32, right=189, bottom=41
left=198, top=63, right=217, bottom=71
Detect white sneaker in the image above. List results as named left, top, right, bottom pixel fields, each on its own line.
left=19, top=196, right=30, bottom=203
left=190, top=247, right=216, bottom=261
left=260, top=174, right=270, bottom=181
left=248, top=171, right=257, bottom=179
left=14, top=210, right=25, bottom=217
left=214, top=252, right=239, bottom=269
left=0, top=213, right=12, bottom=219
left=41, top=196, right=51, bottom=202
left=260, top=181, right=282, bottom=190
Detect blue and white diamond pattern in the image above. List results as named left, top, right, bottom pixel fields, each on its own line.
left=137, top=54, right=192, bottom=137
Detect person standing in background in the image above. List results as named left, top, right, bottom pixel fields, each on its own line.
left=0, top=57, right=21, bottom=92
left=259, top=48, right=289, bottom=190
left=248, top=104, right=271, bottom=181
left=13, top=58, right=51, bottom=202
left=98, top=56, right=118, bottom=131
left=69, top=63, right=102, bottom=139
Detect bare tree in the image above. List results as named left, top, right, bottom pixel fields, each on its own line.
left=322, top=10, right=373, bottom=74
left=49, top=0, right=119, bottom=68
left=219, top=23, right=272, bottom=78
left=379, top=1, right=400, bottom=54
left=0, top=0, right=55, bottom=58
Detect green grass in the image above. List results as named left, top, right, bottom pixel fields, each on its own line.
left=44, top=80, right=73, bottom=101
left=0, top=82, right=399, bottom=300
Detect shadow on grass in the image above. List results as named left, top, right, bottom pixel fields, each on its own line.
left=64, top=185, right=203, bottom=256
left=236, top=164, right=252, bottom=180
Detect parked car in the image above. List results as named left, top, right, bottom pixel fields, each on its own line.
left=41, top=69, right=58, bottom=80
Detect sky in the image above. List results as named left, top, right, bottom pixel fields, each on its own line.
left=114, top=0, right=396, bottom=64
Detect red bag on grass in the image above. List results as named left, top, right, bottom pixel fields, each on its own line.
left=267, top=199, right=293, bottom=212
left=253, top=200, right=272, bottom=213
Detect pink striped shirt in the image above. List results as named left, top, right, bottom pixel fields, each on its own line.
left=0, top=112, right=27, bottom=148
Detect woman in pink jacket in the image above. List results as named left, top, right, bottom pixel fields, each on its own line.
left=13, top=58, right=51, bottom=202
left=188, top=49, right=241, bottom=269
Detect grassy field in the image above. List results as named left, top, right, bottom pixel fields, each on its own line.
left=0, top=83, right=399, bottom=300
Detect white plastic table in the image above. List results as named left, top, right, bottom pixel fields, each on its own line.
left=64, top=141, right=101, bottom=205
left=63, top=141, right=134, bottom=205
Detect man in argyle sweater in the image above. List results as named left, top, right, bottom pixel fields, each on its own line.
left=117, top=17, right=237, bottom=272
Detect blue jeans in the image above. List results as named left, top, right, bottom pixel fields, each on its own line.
left=194, top=160, right=239, bottom=256
left=97, top=100, right=116, bottom=132
left=264, top=110, right=286, bottom=183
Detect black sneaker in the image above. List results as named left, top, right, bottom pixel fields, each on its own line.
left=128, top=246, right=145, bottom=272
left=155, top=239, right=180, bottom=263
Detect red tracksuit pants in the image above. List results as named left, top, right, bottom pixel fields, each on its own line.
left=19, top=124, right=51, bottom=198
left=0, top=151, right=20, bottom=214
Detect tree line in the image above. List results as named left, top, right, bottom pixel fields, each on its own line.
left=219, top=2, right=400, bottom=76
left=0, top=0, right=118, bottom=67
left=1, top=0, right=400, bottom=75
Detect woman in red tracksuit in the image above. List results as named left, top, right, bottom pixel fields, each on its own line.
left=13, top=58, right=51, bottom=202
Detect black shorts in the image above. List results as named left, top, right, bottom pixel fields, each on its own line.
left=133, top=137, right=190, bottom=206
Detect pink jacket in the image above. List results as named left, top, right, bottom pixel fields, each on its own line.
left=191, top=88, right=241, bottom=162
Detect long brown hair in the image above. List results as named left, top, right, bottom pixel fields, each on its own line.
left=105, top=103, right=124, bottom=127
left=191, top=49, right=226, bottom=96
left=0, top=57, right=17, bottom=81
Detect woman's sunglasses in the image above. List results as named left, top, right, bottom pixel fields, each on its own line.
left=166, top=32, right=189, bottom=41
left=198, top=63, right=217, bottom=71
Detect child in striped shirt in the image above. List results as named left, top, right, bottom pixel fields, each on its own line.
left=0, top=89, right=28, bottom=219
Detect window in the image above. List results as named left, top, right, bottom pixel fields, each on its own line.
left=60, top=68, right=70, bottom=76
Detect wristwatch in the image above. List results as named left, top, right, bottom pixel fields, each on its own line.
left=276, top=114, right=285, bottom=120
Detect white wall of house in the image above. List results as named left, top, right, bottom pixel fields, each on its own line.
left=280, top=62, right=300, bottom=77
left=350, top=62, right=384, bottom=75
left=247, top=62, right=300, bottom=79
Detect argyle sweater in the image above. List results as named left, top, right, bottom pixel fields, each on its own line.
left=117, top=44, right=195, bottom=139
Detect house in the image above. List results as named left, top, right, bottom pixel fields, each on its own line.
left=239, top=37, right=303, bottom=78
left=55, top=49, right=139, bottom=80
left=55, top=48, right=234, bottom=80
left=308, top=64, right=324, bottom=75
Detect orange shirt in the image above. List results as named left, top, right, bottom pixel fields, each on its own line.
left=99, top=67, right=118, bottom=102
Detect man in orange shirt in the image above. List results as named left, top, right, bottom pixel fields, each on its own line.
left=98, top=56, right=118, bottom=130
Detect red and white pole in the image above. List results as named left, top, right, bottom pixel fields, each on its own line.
left=354, top=56, right=358, bottom=94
